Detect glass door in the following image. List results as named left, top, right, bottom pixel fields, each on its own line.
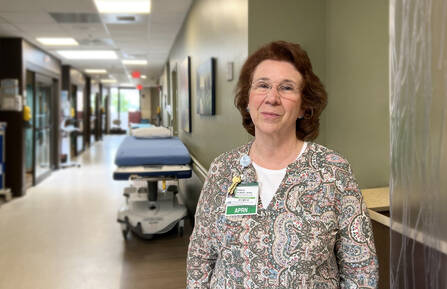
left=70, top=85, right=77, bottom=158
left=76, top=87, right=84, bottom=154
left=25, top=70, right=34, bottom=188
left=90, top=90, right=97, bottom=144
left=110, top=87, right=119, bottom=130
left=101, top=87, right=108, bottom=134
left=119, top=88, right=140, bottom=130
left=35, top=74, right=52, bottom=180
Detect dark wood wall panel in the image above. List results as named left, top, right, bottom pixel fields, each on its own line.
left=391, top=230, right=447, bottom=289
left=84, top=77, right=91, bottom=147
left=0, top=112, right=25, bottom=196
left=372, top=220, right=390, bottom=289
left=0, top=38, right=25, bottom=196
left=62, top=65, right=71, bottom=91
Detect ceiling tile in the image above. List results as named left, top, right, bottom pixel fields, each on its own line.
left=117, top=40, right=150, bottom=47
left=77, top=37, right=114, bottom=48
left=0, top=0, right=43, bottom=12
left=107, top=23, right=148, bottom=35
left=39, top=0, right=98, bottom=13
left=14, top=23, right=65, bottom=35
left=0, top=23, right=22, bottom=36
left=0, top=12, right=56, bottom=24
left=112, top=35, right=149, bottom=42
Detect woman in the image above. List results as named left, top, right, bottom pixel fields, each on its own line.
left=187, top=41, right=378, bottom=288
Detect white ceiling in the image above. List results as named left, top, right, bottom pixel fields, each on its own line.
left=0, top=0, right=192, bottom=87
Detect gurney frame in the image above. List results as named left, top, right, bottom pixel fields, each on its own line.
left=117, top=170, right=190, bottom=240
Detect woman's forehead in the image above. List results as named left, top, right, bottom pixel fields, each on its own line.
left=252, top=59, right=302, bottom=82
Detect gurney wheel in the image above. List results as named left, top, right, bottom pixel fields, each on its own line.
left=176, top=219, right=185, bottom=237
left=122, top=224, right=130, bottom=240
left=135, top=222, right=153, bottom=239
left=178, top=225, right=184, bottom=237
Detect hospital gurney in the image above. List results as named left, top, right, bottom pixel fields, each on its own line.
left=114, top=135, right=191, bottom=239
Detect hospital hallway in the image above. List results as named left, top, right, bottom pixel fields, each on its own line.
left=0, top=135, right=191, bottom=289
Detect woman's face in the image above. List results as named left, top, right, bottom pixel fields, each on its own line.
left=248, top=59, right=304, bottom=138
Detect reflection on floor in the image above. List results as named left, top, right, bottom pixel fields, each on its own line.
left=120, top=220, right=192, bottom=289
left=25, top=172, right=33, bottom=189
left=0, top=135, right=191, bottom=289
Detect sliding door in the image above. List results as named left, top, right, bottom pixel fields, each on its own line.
left=34, top=74, right=52, bottom=180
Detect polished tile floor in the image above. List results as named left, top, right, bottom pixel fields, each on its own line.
left=0, top=135, right=190, bottom=289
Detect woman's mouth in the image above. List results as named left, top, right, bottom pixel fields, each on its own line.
left=261, top=112, right=280, bottom=119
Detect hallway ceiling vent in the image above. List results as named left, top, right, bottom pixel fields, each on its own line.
left=117, top=16, right=136, bottom=22
left=49, top=13, right=102, bottom=24
left=101, top=14, right=144, bottom=24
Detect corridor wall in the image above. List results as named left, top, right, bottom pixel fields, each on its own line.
left=166, top=0, right=248, bottom=212
left=168, top=0, right=249, bottom=168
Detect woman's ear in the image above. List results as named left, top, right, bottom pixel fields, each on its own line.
left=298, top=107, right=305, bottom=119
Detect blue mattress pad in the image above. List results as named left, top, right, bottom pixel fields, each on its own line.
left=130, top=123, right=153, bottom=129
left=115, top=136, right=191, bottom=166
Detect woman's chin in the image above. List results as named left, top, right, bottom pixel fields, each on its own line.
left=255, top=124, right=284, bottom=136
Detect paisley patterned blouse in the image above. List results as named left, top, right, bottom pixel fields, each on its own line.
left=187, top=142, right=378, bottom=289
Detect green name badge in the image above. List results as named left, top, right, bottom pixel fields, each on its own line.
left=225, top=182, right=259, bottom=216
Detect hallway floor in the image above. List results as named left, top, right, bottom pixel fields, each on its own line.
left=0, top=135, right=190, bottom=289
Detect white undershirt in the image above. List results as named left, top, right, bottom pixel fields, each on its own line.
left=252, top=142, right=307, bottom=209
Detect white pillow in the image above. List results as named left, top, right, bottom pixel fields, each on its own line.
left=132, top=126, right=171, bottom=138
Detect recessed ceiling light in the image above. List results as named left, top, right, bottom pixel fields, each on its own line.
left=57, top=50, right=118, bottom=60
left=85, top=69, right=108, bottom=74
left=37, top=37, right=78, bottom=46
left=101, top=79, right=117, bottom=84
left=94, top=0, right=151, bottom=14
left=141, top=75, right=147, bottom=79
left=122, top=59, right=147, bottom=65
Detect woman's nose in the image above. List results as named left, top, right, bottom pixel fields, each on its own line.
left=264, top=87, right=281, bottom=104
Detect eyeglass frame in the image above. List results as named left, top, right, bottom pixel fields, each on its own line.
left=249, top=78, right=302, bottom=100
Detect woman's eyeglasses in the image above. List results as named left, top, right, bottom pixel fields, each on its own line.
left=250, top=80, right=301, bottom=99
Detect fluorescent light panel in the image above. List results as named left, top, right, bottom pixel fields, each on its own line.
left=37, top=37, right=78, bottom=46
left=85, top=69, right=108, bottom=74
left=141, top=75, right=147, bottom=79
left=94, top=0, right=151, bottom=14
left=57, top=50, right=118, bottom=60
left=101, top=79, right=117, bottom=84
left=122, top=59, right=147, bottom=65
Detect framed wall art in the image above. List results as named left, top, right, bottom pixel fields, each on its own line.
left=196, top=58, right=216, bottom=115
left=178, top=56, right=191, bottom=133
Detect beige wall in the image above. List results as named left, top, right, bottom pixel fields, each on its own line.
left=168, top=0, right=249, bottom=168
left=324, top=0, right=389, bottom=188
left=248, top=0, right=327, bottom=93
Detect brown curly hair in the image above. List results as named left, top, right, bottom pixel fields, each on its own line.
left=234, top=41, right=327, bottom=141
